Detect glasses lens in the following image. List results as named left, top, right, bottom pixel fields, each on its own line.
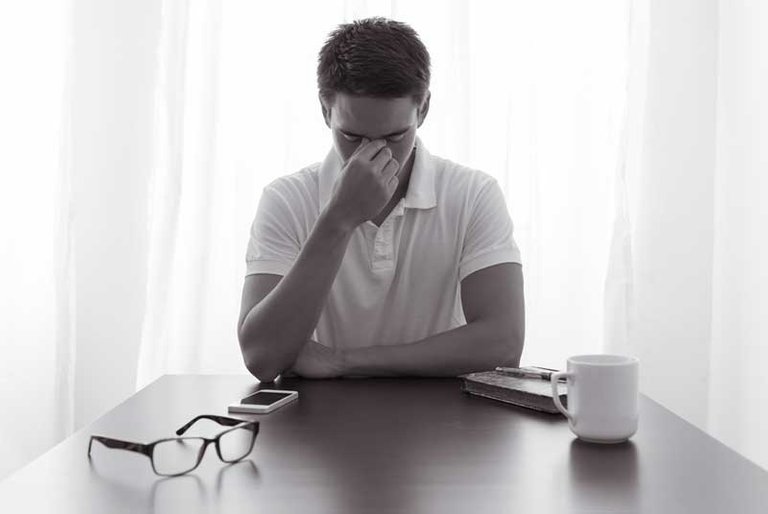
left=152, top=438, right=205, bottom=476
left=218, top=426, right=255, bottom=462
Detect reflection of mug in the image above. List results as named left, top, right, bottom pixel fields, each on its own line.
left=550, top=354, right=639, bottom=444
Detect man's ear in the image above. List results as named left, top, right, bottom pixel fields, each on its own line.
left=417, top=91, right=431, bottom=128
left=319, top=93, right=332, bottom=128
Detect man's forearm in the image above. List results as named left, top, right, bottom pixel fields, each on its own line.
left=343, top=320, right=522, bottom=377
left=239, top=207, right=355, bottom=380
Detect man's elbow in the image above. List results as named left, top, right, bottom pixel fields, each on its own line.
left=239, top=335, right=284, bottom=383
left=491, top=326, right=524, bottom=368
left=244, top=359, right=281, bottom=383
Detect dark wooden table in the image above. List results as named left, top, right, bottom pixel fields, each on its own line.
left=1, top=375, right=767, bottom=513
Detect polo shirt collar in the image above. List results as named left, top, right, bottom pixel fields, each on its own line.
left=318, top=135, right=437, bottom=212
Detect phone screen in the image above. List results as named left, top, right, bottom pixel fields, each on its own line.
left=240, top=391, right=293, bottom=406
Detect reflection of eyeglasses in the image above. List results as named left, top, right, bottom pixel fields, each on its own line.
left=88, top=414, right=260, bottom=477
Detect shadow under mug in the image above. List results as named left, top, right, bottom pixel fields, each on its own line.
left=550, top=354, right=639, bottom=444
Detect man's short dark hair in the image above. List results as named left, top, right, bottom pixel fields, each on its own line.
left=317, top=17, right=431, bottom=105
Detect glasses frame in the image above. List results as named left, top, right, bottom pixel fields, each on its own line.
left=88, top=414, right=260, bottom=477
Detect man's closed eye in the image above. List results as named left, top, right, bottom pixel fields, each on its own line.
left=341, top=133, right=406, bottom=143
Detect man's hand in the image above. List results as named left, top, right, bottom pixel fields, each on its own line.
left=288, top=340, right=347, bottom=379
left=328, top=138, right=400, bottom=228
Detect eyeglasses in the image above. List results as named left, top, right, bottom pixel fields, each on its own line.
left=88, top=414, right=260, bottom=477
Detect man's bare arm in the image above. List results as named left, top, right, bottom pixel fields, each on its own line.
left=342, top=263, right=524, bottom=376
left=237, top=214, right=353, bottom=382
left=237, top=138, right=400, bottom=382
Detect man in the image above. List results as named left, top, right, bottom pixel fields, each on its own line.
left=237, top=17, right=524, bottom=382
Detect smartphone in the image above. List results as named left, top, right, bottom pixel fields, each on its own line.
left=227, top=389, right=299, bottom=414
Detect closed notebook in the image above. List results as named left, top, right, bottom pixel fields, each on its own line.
left=460, top=370, right=568, bottom=415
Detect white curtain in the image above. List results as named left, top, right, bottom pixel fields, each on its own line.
left=708, top=0, right=768, bottom=472
left=0, top=0, right=69, bottom=481
left=610, top=0, right=768, bottom=471
left=2, top=0, right=766, bottom=481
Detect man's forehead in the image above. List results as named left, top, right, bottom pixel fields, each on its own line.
left=332, top=96, right=417, bottom=133
left=334, top=93, right=416, bottom=115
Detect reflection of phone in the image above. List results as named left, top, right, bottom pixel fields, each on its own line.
left=228, top=389, right=299, bottom=414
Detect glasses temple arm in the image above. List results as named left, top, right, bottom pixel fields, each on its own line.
left=88, top=436, right=152, bottom=457
left=175, top=414, right=251, bottom=435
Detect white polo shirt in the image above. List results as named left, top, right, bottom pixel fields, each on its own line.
left=245, top=136, right=521, bottom=349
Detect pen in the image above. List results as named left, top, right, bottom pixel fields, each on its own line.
left=495, top=366, right=567, bottom=382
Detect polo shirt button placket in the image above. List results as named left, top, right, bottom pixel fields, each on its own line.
left=383, top=221, right=394, bottom=261
left=372, top=219, right=394, bottom=270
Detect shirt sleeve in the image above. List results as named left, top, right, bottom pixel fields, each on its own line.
left=245, top=185, right=301, bottom=277
left=458, top=177, right=522, bottom=282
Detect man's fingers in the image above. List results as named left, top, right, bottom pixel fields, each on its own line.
left=371, top=146, right=393, bottom=169
left=351, top=137, right=370, bottom=157
left=381, top=157, right=399, bottom=181
left=358, top=139, right=388, bottom=161
left=387, top=173, right=399, bottom=193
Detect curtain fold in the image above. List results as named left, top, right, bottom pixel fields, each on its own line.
left=0, top=0, right=70, bottom=482
left=136, top=0, right=192, bottom=388
left=604, top=0, right=648, bottom=359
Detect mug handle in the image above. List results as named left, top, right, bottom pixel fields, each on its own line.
left=551, top=371, right=574, bottom=423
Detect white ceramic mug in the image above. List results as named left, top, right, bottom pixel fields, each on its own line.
left=550, top=354, right=639, bottom=444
